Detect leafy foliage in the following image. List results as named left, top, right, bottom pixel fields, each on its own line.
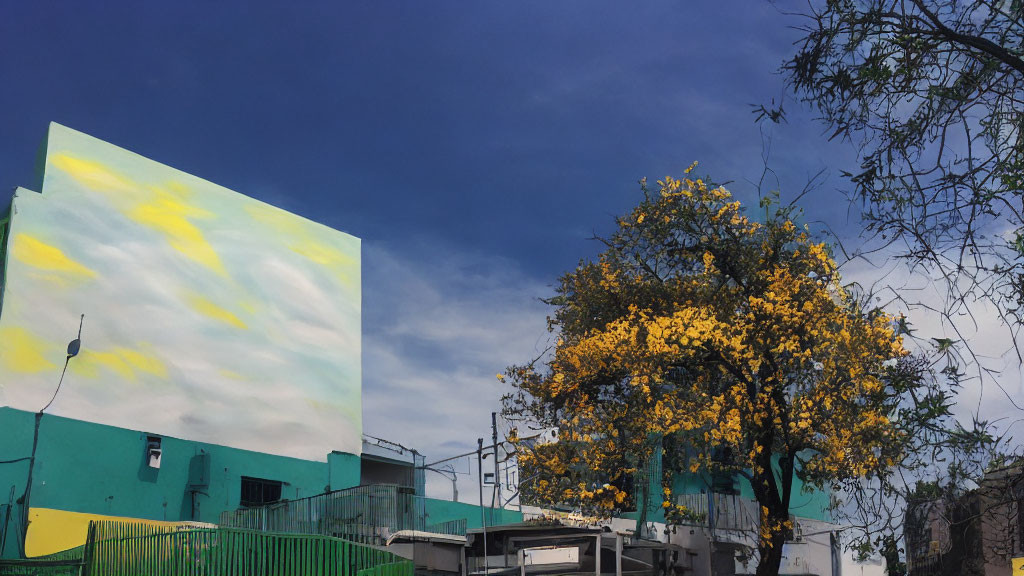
left=503, top=171, right=941, bottom=575
left=778, top=0, right=1024, bottom=332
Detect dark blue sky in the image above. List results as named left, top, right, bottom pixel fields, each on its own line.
left=1, top=1, right=859, bottom=275
left=0, top=1, right=881, bottom=492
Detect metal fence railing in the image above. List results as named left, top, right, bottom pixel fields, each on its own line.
left=0, top=544, right=85, bottom=576
left=81, top=519, right=412, bottom=576
left=0, top=559, right=83, bottom=576
left=675, top=492, right=759, bottom=532
left=424, top=518, right=467, bottom=537
left=219, top=484, right=423, bottom=545
left=0, top=518, right=415, bottom=576
left=356, top=560, right=415, bottom=576
left=711, top=493, right=759, bottom=532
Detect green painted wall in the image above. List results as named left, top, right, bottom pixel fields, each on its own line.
left=666, top=454, right=832, bottom=523
left=328, top=452, right=362, bottom=492
left=616, top=453, right=832, bottom=526
left=423, top=498, right=523, bottom=530
left=0, top=407, right=361, bottom=558
left=0, top=408, right=34, bottom=558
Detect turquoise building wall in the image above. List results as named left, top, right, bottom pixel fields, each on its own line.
left=0, top=406, right=361, bottom=558
left=0, top=405, right=525, bottom=559
left=621, top=454, right=833, bottom=526
left=423, top=498, right=523, bottom=531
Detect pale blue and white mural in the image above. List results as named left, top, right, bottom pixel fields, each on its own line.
left=0, top=123, right=361, bottom=460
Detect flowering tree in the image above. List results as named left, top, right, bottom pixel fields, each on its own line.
left=503, top=169, right=931, bottom=576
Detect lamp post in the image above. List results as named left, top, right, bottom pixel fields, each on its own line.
left=20, top=314, right=84, bottom=557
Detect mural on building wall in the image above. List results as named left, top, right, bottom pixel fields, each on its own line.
left=0, top=123, right=361, bottom=461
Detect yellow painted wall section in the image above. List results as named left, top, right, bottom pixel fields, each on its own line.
left=25, top=508, right=194, bottom=557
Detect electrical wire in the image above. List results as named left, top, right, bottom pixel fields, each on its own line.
left=39, top=356, right=71, bottom=415
left=39, top=314, right=83, bottom=415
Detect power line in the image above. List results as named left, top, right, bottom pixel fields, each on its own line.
left=420, top=433, right=540, bottom=469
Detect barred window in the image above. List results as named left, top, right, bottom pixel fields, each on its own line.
left=240, top=476, right=283, bottom=507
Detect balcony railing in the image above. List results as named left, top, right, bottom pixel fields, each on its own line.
left=675, top=492, right=759, bottom=533
left=219, top=484, right=423, bottom=546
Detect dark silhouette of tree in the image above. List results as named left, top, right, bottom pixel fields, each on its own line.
left=769, top=0, right=1024, bottom=353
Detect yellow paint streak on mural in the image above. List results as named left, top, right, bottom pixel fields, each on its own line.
left=25, top=508, right=201, bottom=557
left=245, top=202, right=305, bottom=235
left=0, top=326, right=57, bottom=373
left=166, top=180, right=195, bottom=198
left=49, top=153, right=137, bottom=195
left=49, top=153, right=226, bottom=277
left=118, top=347, right=168, bottom=377
left=291, top=240, right=358, bottom=288
left=129, top=190, right=227, bottom=277
left=188, top=294, right=248, bottom=329
left=72, top=345, right=168, bottom=382
left=245, top=203, right=358, bottom=288
left=290, top=240, right=355, bottom=267
left=12, top=234, right=96, bottom=279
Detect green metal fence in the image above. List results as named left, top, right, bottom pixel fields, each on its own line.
left=355, top=560, right=414, bottom=576
left=0, top=545, right=84, bottom=576
left=83, top=519, right=412, bottom=576
left=0, top=559, right=82, bottom=576
left=0, top=522, right=416, bottom=576
left=2, top=488, right=438, bottom=575
left=75, top=519, right=413, bottom=576
left=423, top=519, right=466, bottom=537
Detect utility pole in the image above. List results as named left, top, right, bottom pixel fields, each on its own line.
left=491, top=412, right=501, bottom=516
left=449, top=466, right=458, bottom=502
left=478, top=438, right=488, bottom=575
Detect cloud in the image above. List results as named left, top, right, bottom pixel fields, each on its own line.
left=361, top=233, right=1024, bottom=502
left=360, top=238, right=553, bottom=501
left=839, top=248, right=1024, bottom=439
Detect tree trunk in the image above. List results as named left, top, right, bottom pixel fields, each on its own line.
left=748, top=440, right=796, bottom=576
left=754, top=506, right=789, bottom=576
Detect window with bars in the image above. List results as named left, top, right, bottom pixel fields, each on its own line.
left=240, top=476, right=283, bottom=507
